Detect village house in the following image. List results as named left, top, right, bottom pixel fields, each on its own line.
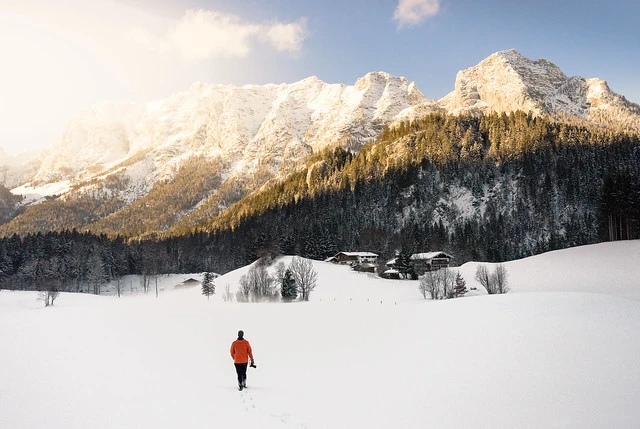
left=330, top=251, right=379, bottom=266
left=410, top=251, right=453, bottom=274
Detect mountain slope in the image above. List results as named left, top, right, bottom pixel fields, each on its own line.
left=2, top=50, right=639, bottom=238
left=184, top=113, right=640, bottom=269
left=31, top=73, right=425, bottom=187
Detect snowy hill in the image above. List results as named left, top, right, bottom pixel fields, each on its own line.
left=1, top=241, right=640, bottom=428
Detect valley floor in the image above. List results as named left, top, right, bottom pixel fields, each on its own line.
left=1, top=240, right=640, bottom=428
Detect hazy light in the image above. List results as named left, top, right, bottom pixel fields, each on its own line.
left=0, top=1, right=307, bottom=155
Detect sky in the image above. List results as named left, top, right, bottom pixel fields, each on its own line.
left=1, top=0, right=638, bottom=155
left=2, top=241, right=640, bottom=428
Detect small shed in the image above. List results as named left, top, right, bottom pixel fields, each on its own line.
left=382, top=268, right=401, bottom=279
left=176, top=278, right=201, bottom=288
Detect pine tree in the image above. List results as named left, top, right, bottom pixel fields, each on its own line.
left=395, top=251, right=415, bottom=280
left=202, top=272, right=215, bottom=300
left=281, top=268, right=297, bottom=302
left=454, top=272, right=467, bottom=297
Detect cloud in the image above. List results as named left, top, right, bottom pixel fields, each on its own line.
left=168, top=10, right=260, bottom=62
left=393, top=0, right=441, bottom=28
left=129, top=9, right=307, bottom=64
left=265, top=18, right=307, bottom=53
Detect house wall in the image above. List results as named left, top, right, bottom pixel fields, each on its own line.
left=336, top=254, right=357, bottom=264
left=413, top=258, right=451, bottom=275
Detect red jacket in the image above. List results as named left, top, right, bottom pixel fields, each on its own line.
left=230, top=339, right=254, bottom=364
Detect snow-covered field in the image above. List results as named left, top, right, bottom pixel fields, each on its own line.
left=1, top=241, right=640, bottom=428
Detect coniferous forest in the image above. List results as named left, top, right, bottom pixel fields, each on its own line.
left=1, top=112, right=639, bottom=292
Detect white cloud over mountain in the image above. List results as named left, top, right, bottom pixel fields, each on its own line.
left=265, top=18, right=308, bottom=53
left=132, top=9, right=308, bottom=63
left=393, top=0, right=441, bottom=27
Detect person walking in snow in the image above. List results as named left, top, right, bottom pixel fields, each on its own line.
left=230, top=330, right=254, bottom=391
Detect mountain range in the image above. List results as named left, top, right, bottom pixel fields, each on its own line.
left=1, top=49, right=639, bottom=237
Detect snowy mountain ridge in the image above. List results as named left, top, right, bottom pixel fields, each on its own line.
left=28, top=71, right=422, bottom=188
left=3, top=50, right=639, bottom=227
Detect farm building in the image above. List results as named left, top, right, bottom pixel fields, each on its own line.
left=330, top=252, right=379, bottom=265
left=381, top=268, right=401, bottom=279
left=410, top=252, right=453, bottom=274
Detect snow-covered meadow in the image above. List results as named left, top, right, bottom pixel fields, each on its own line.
left=2, top=241, right=640, bottom=428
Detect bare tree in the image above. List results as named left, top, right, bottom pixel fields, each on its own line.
left=236, top=273, right=251, bottom=303
left=247, top=265, right=277, bottom=302
left=419, top=268, right=455, bottom=300
left=222, top=284, right=234, bottom=302
left=273, top=262, right=286, bottom=286
left=475, top=265, right=491, bottom=294
left=418, top=271, right=434, bottom=299
left=289, top=257, right=318, bottom=301
left=38, top=282, right=61, bottom=307
left=476, top=264, right=509, bottom=294
left=493, top=264, right=509, bottom=294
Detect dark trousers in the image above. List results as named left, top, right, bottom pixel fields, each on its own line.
left=234, top=363, right=248, bottom=385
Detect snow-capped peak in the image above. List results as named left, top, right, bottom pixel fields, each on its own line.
left=438, top=49, right=638, bottom=124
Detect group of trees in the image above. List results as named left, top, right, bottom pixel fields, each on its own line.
left=0, top=230, right=225, bottom=294
left=417, top=265, right=506, bottom=300
left=418, top=270, right=469, bottom=300
left=228, top=257, right=317, bottom=303
left=475, top=264, right=510, bottom=295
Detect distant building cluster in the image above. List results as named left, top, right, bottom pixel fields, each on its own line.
left=325, top=251, right=453, bottom=279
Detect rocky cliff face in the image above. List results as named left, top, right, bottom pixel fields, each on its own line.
left=437, top=49, right=640, bottom=124
left=26, top=72, right=425, bottom=195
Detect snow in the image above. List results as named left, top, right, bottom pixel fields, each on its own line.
left=334, top=251, right=379, bottom=257
left=11, top=180, right=72, bottom=204
left=2, top=241, right=640, bottom=428
left=410, top=251, right=453, bottom=260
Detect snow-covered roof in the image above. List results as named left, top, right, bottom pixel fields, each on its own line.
left=336, top=252, right=378, bottom=257
left=383, top=269, right=399, bottom=274
left=410, top=252, right=453, bottom=261
left=324, top=256, right=337, bottom=262
left=386, top=258, right=397, bottom=265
